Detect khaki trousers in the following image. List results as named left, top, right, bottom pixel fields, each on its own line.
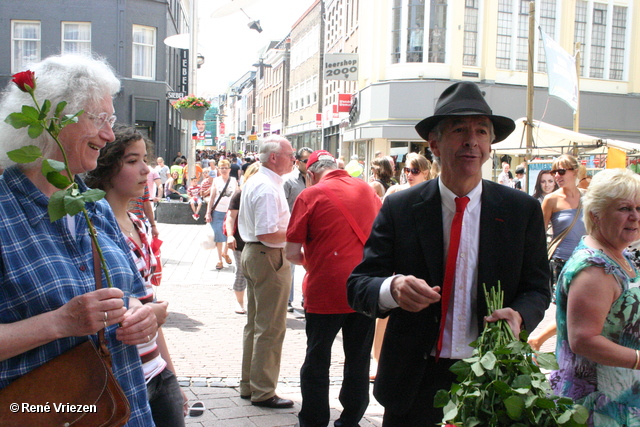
left=239, top=242, right=291, bottom=401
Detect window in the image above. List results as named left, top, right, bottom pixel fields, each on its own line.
left=609, top=5, right=626, bottom=80
left=574, top=0, right=587, bottom=76
left=12, top=20, right=40, bottom=73
left=463, top=0, right=479, bottom=66
left=62, top=22, right=91, bottom=55
left=391, top=0, right=402, bottom=63
left=132, top=25, right=156, bottom=79
left=589, top=3, right=606, bottom=78
left=496, top=0, right=513, bottom=70
left=407, top=0, right=425, bottom=63
left=428, top=0, right=447, bottom=63
left=537, top=0, right=557, bottom=72
left=390, top=0, right=447, bottom=64
left=574, top=1, right=627, bottom=81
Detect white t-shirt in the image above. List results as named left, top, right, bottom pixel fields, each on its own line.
left=211, top=176, right=237, bottom=212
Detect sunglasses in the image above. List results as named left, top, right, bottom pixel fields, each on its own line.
left=403, top=167, right=421, bottom=175
left=551, top=168, right=575, bottom=176
left=300, top=159, right=309, bottom=164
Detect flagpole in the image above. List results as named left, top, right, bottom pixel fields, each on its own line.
left=573, top=42, right=581, bottom=133
left=526, top=1, right=535, bottom=164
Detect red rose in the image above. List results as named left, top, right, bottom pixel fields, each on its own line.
left=11, top=70, right=36, bottom=93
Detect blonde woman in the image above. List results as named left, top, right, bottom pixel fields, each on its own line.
left=205, top=159, right=238, bottom=270
left=529, top=154, right=586, bottom=351
left=385, top=153, right=431, bottom=198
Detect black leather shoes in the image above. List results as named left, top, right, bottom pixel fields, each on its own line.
left=251, top=395, right=294, bottom=408
left=240, top=394, right=251, bottom=399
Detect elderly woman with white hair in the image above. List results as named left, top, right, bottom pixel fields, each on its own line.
left=550, top=168, right=640, bottom=426
left=0, top=55, right=156, bottom=425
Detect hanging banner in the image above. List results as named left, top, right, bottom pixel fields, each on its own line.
left=540, top=28, right=578, bottom=111
left=338, top=94, right=352, bottom=112
left=607, top=147, right=626, bottom=169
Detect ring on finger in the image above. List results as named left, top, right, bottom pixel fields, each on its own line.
left=103, top=311, right=108, bottom=322
left=147, top=335, right=151, bottom=343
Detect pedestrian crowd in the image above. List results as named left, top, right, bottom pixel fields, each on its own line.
left=1, top=54, right=640, bottom=427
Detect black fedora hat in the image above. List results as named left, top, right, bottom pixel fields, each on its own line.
left=415, top=82, right=515, bottom=143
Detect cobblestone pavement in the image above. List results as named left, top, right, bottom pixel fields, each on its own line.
left=157, top=222, right=555, bottom=426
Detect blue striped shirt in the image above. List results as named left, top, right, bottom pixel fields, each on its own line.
left=0, top=166, right=154, bottom=426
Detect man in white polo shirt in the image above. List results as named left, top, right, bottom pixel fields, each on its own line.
left=237, top=135, right=295, bottom=408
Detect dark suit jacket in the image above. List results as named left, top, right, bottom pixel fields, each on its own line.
left=347, top=178, right=550, bottom=414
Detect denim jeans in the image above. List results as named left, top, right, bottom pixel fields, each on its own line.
left=147, top=368, right=185, bottom=427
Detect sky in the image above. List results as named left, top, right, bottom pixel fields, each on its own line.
left=195, top=0, right=317, bottom=98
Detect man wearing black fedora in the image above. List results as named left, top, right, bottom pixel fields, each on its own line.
left=347, top=81, right=550, bottom=425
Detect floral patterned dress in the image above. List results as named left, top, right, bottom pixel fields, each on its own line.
left=550, top=238, right=640, bottom=427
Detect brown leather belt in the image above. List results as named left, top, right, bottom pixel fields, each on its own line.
left=140, top=347, right=160, bottom=364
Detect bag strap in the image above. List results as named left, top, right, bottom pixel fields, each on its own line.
left=548, top=197, right=582, bottom=259
left=91, top=240, right=114, bottom=370
left=316, top=183, right=368, bottom=245
left=211, top=178, right=231, bottom=211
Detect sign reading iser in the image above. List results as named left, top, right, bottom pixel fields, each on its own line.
left=324, top=53, right=358, bottom=81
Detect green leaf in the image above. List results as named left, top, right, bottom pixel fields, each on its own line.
left=55, top=101, right=68, bottom=118
left=48, top=190, right=67, bottom=222
left=480, top=351, right=497, bottom=370
left=81, top=188, right=106, bottom=203
left=27, top=123, right=44, bottom=139
left=450, top=360, right=471, bottom=377
left=7, top=145, right=42, bottom=163
left=433, top=389, right=450, bottom=408
left=504, top=395, right=524, bottom=420
left=524, top=394, right=538, bottom=408
left=534, top=397, right=556, bottom=409
left=46, top=170, right=72, bottom=189
left=534, top=352, right=559, bottom=370
left=572, top=405, right=589, bottom=424
left=42, top=158, right=66, bottom=174
left=40, top=99, right=51, bottom=120
left=511, top=375, right=532, bottom=389
left=442, top=400, right=458, bottom=423
left=64, top=194, right=85, bottom=216
left=4, top=112, right=35, bottom=129
left=60, top=112, right=81, bottom=126
left=464, top=417, right=481, bottom=427
left=470, top=361, right=485, bottom=376
left=20, top=105, right=39, bottom=118
left=492, top=380, right=512, bottom=396
left=557, top=409, right=572, bottom=424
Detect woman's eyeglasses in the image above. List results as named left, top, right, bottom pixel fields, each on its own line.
left=403, top=167, right=421, bottom=175
left=85, top=112, right=117, bottom=130
left=550, top=168, right=575, bottom=176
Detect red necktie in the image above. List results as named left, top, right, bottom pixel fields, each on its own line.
left=436, top=196, right=470, bottom=360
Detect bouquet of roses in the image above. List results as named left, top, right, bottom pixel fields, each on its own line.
left=434, top=283, right=588, bottom=427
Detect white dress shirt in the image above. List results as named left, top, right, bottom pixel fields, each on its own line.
left=379, top=178, right=483, bottom=359
left=238, top=166, right=290, bottom=249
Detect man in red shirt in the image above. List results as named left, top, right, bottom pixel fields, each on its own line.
left=285, top=150, right=381, bottom=427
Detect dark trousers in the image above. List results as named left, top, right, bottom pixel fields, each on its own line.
left=299, top=312, right=375, bottom=427
left=147, top=368, right=185, bottom=427
left=382, top=357, right=457, bottom=427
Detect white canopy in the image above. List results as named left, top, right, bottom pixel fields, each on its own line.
left=492, top=117, right=605, bottom=156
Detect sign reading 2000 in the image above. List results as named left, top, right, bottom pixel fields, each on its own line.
left=324, top=53, right=359, bottom=81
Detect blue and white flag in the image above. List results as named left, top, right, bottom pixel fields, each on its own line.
left=540, top=28, right=579, bottom=111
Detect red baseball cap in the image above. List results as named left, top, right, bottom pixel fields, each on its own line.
left=306, top=150, right=335, bottom=168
